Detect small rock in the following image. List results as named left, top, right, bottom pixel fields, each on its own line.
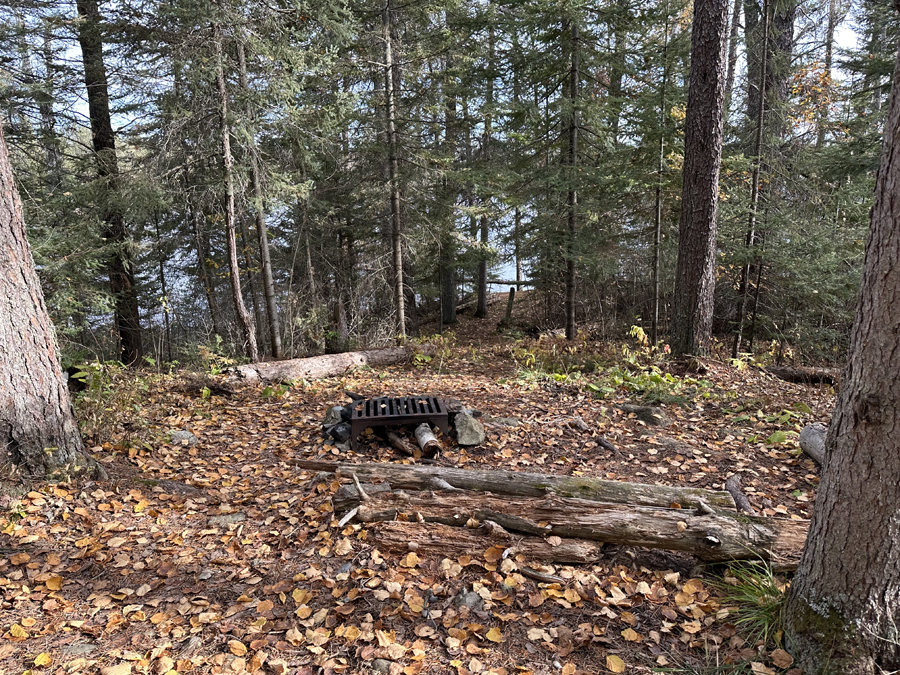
left=619, top=404, right=672, bottom=427
left=372, top=659, right=393, bottom=674
left=208, top=513, right=247, bottom=527
left=323, top=406, right=344, bottom=427
left=61, top=642, right=96, bottom=656
left=455, top=412, right=485, bottom=446
left=329, top=423, right=351, bottom=443
left=452, top=589, right=484, bottom=612
left=169, top=430, right=199, bottom=447
left=483, top=415, right=521, bottom=427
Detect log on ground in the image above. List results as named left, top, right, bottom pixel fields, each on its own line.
left=232, top=347, right=414, bottom=383
left=765, top=366, right=838, bottom=386
left=353, top=490, right=808, bottom=567
left=291, top=459, right=736, bottom=511
left=799, top=423, right=826, bottom=465
left=371, top=520, right=603, bottom=564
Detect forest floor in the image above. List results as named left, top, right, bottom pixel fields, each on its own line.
left=0, top=296, right=837, bottom=675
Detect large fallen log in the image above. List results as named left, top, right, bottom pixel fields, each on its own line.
left=291, top=459, right=736, bottom=511
left=351, top=490, right=808, bottom=567
left=231, top=347, right=413, bottom=383
left=765, top=366, right=838, bottom=386
left=799, top=423, right=827, bottom=465
left=373, top=520, right=603, bottom=564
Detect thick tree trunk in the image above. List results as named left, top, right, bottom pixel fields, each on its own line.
left=352, top=490, right=807, bottom=566
left=784, top=32, right=900, bottom=673
left=290, top=459, right=736, bottom=510
left=670, top=0, right=729, bottom=356
left=233, top=346, right=414, bottom=383
left=237, top=39, right=282, bottom=359
left=75, top=0, right=143, bottom=365
left=214, top=24, right=258, bottom=363
left=0, top=126, right=103, bottom=480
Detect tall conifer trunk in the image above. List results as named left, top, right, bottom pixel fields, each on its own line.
left=383, top=0, right=406, bottom=338
left=75, top=0, right=143, bottom=365
left=564, top=19, right=579, bottom=341
left=670, top=0, right=729, bottom=355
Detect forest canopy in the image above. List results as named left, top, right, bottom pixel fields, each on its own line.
left=0, top=0, right=896, bottom=365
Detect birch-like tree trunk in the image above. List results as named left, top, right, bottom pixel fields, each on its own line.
left=237, top=38, right=282, bottom=359
left=214, top=23, right=258, bottom=363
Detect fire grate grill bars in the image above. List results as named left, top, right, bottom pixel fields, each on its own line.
left=350, top=395, right=449, bottom=451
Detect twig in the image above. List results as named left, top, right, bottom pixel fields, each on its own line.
left=350, top=472, right=369, bottom=501
left=520, top=567, right=565, bottom=584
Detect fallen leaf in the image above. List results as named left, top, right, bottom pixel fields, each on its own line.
left=486, top=627, right=503, bottom=643
left=228, top=639, right=247, bottom=656
left=771, top=649, right=794, bottom=669
left=606, top=654, right=626, bottom=673
left=621, top=628, right=643, bottom=642
left=34, top=653, right=52, bottom=667
left=100, top=665, right=132, bottom=675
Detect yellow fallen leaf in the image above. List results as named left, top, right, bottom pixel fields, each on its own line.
left=133, top=499, right=149, bottom=513
left=45, top=576, right=62, bottom=591
left=34, top=653, right=52, bottom=667
left=606, top=654, right=626, bottom=673
left=621, top=628, right=643, bottom=642
left=9, top=624, right=28, bottom=638
left=485, top=627, right=503, bottom=643
left=228, top=639, right=247, bottom=656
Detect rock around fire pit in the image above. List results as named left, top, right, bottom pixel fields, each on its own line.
left=321, top=392, right=485, bottom=454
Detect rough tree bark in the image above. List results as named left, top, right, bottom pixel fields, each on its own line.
left=0, top=126, right=103, bottom=480
left=670, top=0, right=729, bottom=356
left=75, top=0, right=143, bottom=365
left=290, top=459, right=736, bottom=510
left=350, top=490, right=806, bottom=566
left=783, top=22, right=900, bottom=672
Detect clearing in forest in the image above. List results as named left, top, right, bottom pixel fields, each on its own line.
left=0, top=302, right=832, bottom=674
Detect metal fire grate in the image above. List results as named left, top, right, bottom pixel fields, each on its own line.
left=349, top=395, right=449, bottom=451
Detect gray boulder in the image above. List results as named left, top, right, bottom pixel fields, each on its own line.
left=323, top=406, right=344, bottom=427
left=169, top=430, right=199, bottom=447
left=455, top=412, right=485, bottom=446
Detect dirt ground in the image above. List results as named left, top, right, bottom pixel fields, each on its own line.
left=0, top=297, right=833, bottom=675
